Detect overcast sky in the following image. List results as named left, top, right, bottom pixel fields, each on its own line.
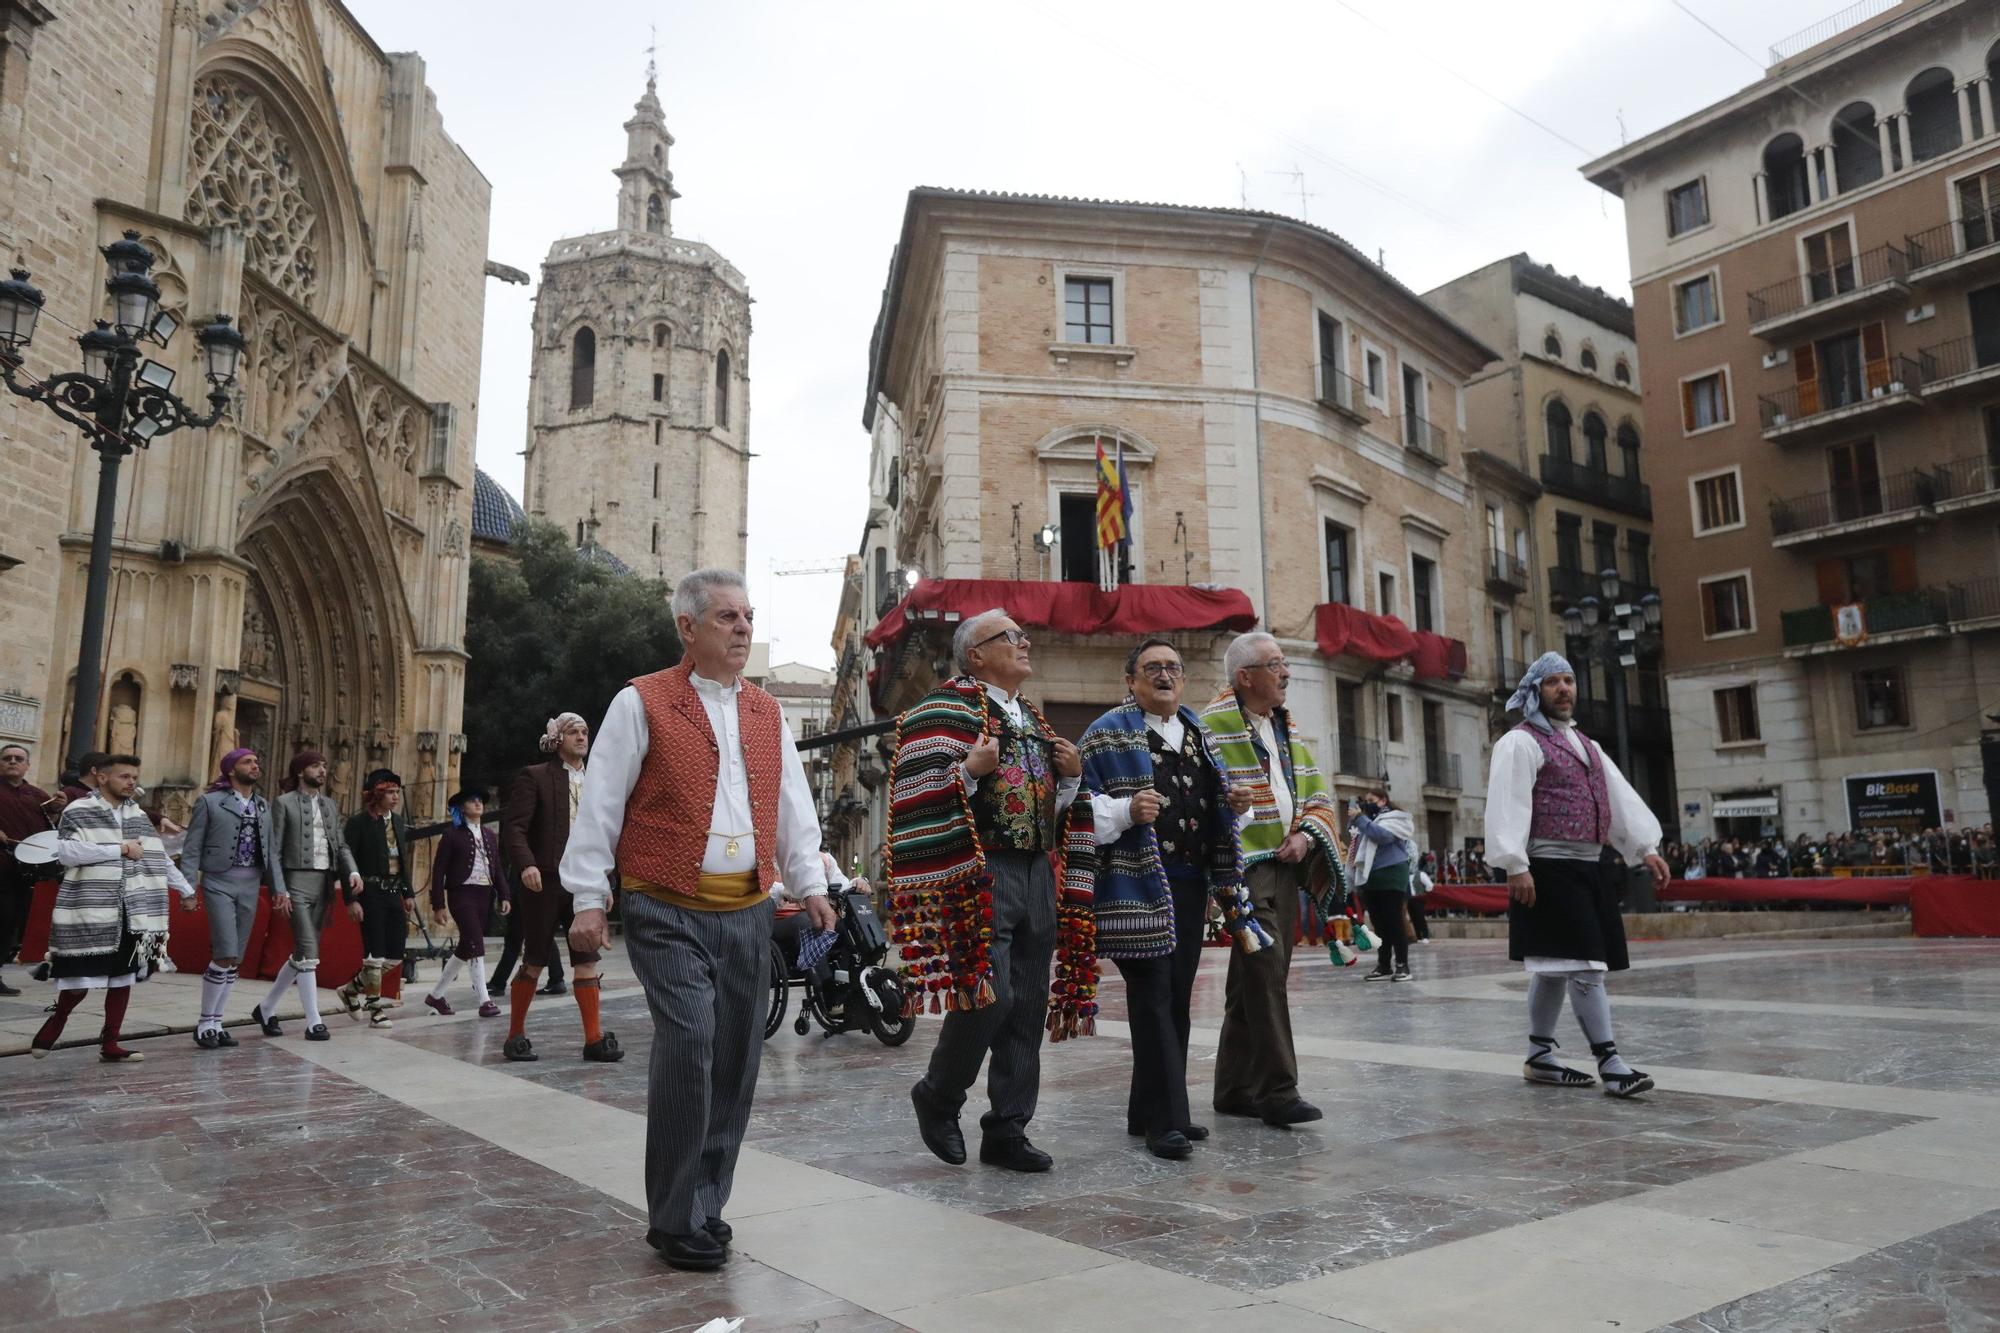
left=344, top=0, right=1847, bottom=669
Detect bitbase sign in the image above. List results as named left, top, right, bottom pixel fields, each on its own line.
left=1844, top=769, right=1942, bottom=834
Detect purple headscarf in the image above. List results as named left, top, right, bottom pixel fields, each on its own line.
left=208, top=746, right=257, bottom=792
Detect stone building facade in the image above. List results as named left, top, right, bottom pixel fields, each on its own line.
left=1425, top=255, right=1677, bottom=825
left=0, top=0, right=489, bottom=823
left=1585, top=0, right=2000, bottom=840
left=841, top=189, right=1498, bottom=855
left=521, top=73, right=750, bottom=581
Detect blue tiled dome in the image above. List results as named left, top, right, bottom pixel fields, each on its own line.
left=471, top=469, right=525, bottom=545
left=577, top=541, right=633, bottom=576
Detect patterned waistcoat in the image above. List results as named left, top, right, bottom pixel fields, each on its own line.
left=969, top=703, right=1058, bottom=854
left=1521, top=722, right=1611, bottom=844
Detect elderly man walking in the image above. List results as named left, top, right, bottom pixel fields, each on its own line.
left=563, top=569, right=833, bottom=1271
left=889, top=608, right=1099, bottom=1174
left=1486, top=653, right=1668, bottom=1097
left=1200, top=631, right=1348, bottom=1127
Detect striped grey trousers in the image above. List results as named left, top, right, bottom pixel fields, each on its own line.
left=623, top=888, right=773, bottom=1237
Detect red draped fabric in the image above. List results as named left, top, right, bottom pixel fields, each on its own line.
left=1313, top=605, right=1466, bottom=681
left=1910, top=876, right=2000, bottom=937
left=1427, top=877, right=1933, bottom=915
left=866, top=579, right=1259, bottom=653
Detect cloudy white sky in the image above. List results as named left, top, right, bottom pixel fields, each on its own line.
left=345, top=0, right=1850, bottom=668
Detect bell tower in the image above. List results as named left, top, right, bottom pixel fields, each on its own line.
left=616, top=42, right=678, bottom=235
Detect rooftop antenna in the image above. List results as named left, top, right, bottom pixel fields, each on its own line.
left=645, top=23, right=658, bottom=86
left=1267, top=164, right=1315, bottom=221
left=1236, top=162, right=1250, bottom=209
left=1616, top=107, right=1627, bottom=145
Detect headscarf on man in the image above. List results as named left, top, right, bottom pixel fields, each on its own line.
left=539, top=713, right=587, bottom=754
left=1505, top=651, right=1576, bottom=735
left=362, top=767, right=402, bottom=815
left=281, top=749, right=327, bottom=794
left=208, top=747, right=257, bottom=792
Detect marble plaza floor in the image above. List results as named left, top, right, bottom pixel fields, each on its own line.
left=5, top=936, right=2000, bottom=1331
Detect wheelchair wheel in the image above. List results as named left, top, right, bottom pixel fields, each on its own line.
left=864, top=969, right=915, bottom=1047
left=763, top=940, right=789, bottom=1040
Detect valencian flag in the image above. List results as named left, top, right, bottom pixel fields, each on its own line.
left=1093, top=435, right=1131, bottom=591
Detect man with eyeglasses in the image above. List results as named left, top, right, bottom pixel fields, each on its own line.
left=890, top=609, right=1098, bottom=1175
left=1201, top=631, right=1349, bottom=1127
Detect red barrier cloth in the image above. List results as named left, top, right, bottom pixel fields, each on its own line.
left=1423, top=883, right=1511, bottom=913
left=1911, top=876, right=2000, bottom=937
left=866, top=578, right=1259, bottom=653
left=1313, top=602, right=1417, bottom=665
left=1659, top=877, right=1914, bottom=906
left=1409, top=631, right=1468, bottom=681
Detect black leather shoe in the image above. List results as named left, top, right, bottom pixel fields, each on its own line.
left=911, top=1081, right=966, bottom=1165
left=645, top=1228, right=727, bottom=1271
left=703, top=1217, right=732, bottom=1245
left=1145, top=1130, right=1193, bottom=1160
left=215, top=1028, right=239, bottom=1048
left=1261, top=1098, right=1323, bottom=1127
left=503, top=1034, right=538, bottom=1062
left=193, top=1028, right=222, bottom=1050
left=540, top=981, right=568, bottom=996
left=252, top=1004, right=282, bottom=1036
left=583, top=1032, right=624, bottom=1062
left=1182, top=1123, right=1211, bottom=1141
left=979, top=1137, right=1053, bottom=1172
left=31, top=962, right=51, bottom=982
left=304, top=1024, right=330, bottom=1042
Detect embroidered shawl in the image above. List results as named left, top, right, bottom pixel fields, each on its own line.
left=886, top=676, right=1099, bottom=1039
left=1080, top=703, right=1268, bottom=960
left=50, top=793, right=172, bottom=962
left=1200, top=688, right=1350, bottom=908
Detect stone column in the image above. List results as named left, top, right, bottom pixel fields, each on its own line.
left=1755, top=171, right=1772, bottom=224
left=1878, top=114, right=1896, bottom=171
left=146, top=0, right=201, bottom=218
left=1959, top=82, right=1978, bottom=145
left=1897, top=112, right=1915, bottom=170
left=1980, top=77, right=1997, bottom=140
left=1823, top=142, right=1841, bottom=197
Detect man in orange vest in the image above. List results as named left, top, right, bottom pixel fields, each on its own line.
left=563, top=568, right=834, bottom=1272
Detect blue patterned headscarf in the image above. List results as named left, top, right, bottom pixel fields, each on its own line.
left=1506, top=652, right=1575, bottom=734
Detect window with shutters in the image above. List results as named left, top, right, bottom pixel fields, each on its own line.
left=1699, top=571, right=1755, bottom=637
left=1681, top=369, right=1730, bottom=432
left=1802, top=223, right=1857, bottom=302
left=1667, top=177, right=1710, bottom=236
left=1592, top=522, right=1619, bottom=580
left=1628, top=532, right=1652, bottom=590
left=1411, top=554, right=1437, bottom=632
left=1828, top=439, right=1884, bottom=521
left=1673, top=271, right=1721, bottom=334
left=1714, top=685, right=1761, bottom=743
left=1583, top=412, right=1609, bottom=472
left=1814, top=545, right=1914, bottom=604
left=1386, top=692, right=1403, bottom=743
left=1955, top=165, right=2000, bottom=251
left=1324, top=520, right=1354, bottom=605
left=1691, top=467, right=1744, bottom=534
left=1555, top=511, right=1583, bottom=572
left=1853, top=667, right=1910, bottom=730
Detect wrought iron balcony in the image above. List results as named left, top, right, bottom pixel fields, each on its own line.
left=1538, top=455, right=1651, bottom=517
left=1485, top=550, right=1529, bottom=595
left=1906, top=204, right=2000, bottom=280
left=1757, top=354, right=1924, bottom=441
left=1422, top=748, right=1462, bottom=791
left=1768, top=469, right=1937, bottom=543
left=1933, top=451, right=2000, bottom=511
left=1337, top=733, right=1387, bottom=779
left=1781, top=588, right=1950, bottom=649
left=1746, top=242, right=1910, bottom=339
left=1950, top=575, right=2000, bottom=624
left=1313, top=361, right=1368, bottom=421
left=1915, top=332, right=2000, bottom=397
left=1547, top=565, right=1657, bottom=608
left=1401, top=413, right=1447, bottom=466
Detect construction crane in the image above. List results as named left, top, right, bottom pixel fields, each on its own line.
left=771, top=559, right=847, bottom=577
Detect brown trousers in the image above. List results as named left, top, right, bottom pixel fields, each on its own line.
left=1213, top=858, right=1304, bottom=1113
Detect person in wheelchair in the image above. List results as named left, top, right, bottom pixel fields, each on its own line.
left=770, top=850, right=865, bottom=988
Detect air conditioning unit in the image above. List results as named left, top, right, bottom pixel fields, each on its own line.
left=1761, top=349, right=1789, bottom=369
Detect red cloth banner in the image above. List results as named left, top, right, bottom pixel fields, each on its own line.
left=866, top=578, right=1258, bottom=653
left=1911, top=876, right=2000, bottom=937
left=1424, top=883, right=1511, bottom=913
left=1313, top=602, right=1416, bottom=665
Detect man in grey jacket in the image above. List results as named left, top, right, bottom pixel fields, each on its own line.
left=250, top=749, right=362, bottom=1041
left=183, top=747, right=287, bottom=1049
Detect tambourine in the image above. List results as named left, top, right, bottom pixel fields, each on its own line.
left=11, top=830, right=59, bottom=865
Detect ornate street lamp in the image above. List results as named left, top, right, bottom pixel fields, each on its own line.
left=1560, top=568, right=1664, bottom=777
left=0, top=230, right=248, bottom=772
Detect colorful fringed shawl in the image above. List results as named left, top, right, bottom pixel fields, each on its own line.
left=886, top=676, right=1100, bottom=1039
left=1200, top=688, right=1350, bottom=909
left=1078, top=703, right=1246, bottom=960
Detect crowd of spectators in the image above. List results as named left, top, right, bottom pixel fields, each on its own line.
left=1661, top=827, right=1998, bottom=880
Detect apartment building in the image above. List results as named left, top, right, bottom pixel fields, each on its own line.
left=1425, top=257, right=1677, bottom=824
left=1584, top=0, right=2000, bottom=839
left=833, top=189, right=1498, bottom=855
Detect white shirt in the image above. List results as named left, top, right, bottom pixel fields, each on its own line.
left=957, top=681, right=1082, bottom=812
left=1481, top=721, right=1661, bottom=876
left=561, top=674, right=828, bottom=913
left=1247, top=709, right=1295, bottom=834
left=465, top=821, right=492, bottom=886
left=1092, top=710, right=1185, bottom=845
left=307, top=797, right=329, bottom=871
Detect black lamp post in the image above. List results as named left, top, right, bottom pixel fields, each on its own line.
left=0, top=230, right=247, bottom=772
left=1560, top=567, right=1662, bottom=777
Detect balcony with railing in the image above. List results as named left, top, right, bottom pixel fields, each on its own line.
left=1401, top=413, right=1448, bottom=466
left=1949, top=575, right=2000, bottom=626
left=1574, top=685, right=1671, bottom=744
left=1915, top=332, right=2000, bottom=399
left=1746, top=242, right=1910, bottom=341
left=1933, top=451, right=2000, bottom=513
left=1781, top=588, right=1951, bottom=652
left=1312, top=361, right=1368, bottom=422
left=1493, top=655, right=1530, bottom=696
left=1538, top=455, right=1652, bottom=518
left=1757, top=354, right=1924, bottom=442
left=1768, top=469, right=1937, bottom=546
left=1906, top=204, right=2000, bottom=284
left=1485, top=550, right=1529, bottom=596
left=1423, top=748, right=1462, bottom=791
left=1337, top=733, right=1387, bottom=780
left=1547, top=565, right=1658, bottom=608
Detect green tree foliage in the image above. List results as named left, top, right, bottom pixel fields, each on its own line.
left=461, top=520, right=681, bottom=796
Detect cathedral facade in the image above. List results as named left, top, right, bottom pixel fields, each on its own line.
left=522, top=73, right=751, bottom=580
left=0, top=0, right=490, bottom=823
